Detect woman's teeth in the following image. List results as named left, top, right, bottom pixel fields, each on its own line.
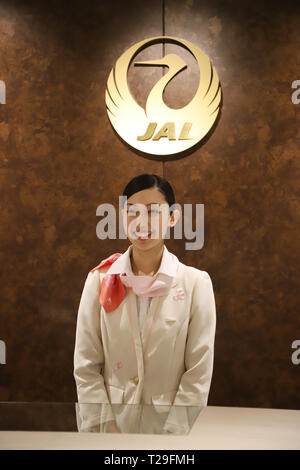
left=137, top=233, right=151, bottom=238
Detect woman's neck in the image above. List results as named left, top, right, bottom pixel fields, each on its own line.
left=130, top=243, right=164, bottom=276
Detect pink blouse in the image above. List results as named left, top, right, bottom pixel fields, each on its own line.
left=119, top=244, right=178, bottom=330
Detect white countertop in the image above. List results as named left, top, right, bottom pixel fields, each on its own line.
left=1, top=405, right=299, bottom=450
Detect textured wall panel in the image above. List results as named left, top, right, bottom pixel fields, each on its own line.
left=164, top=0, right=300, bottom=408
left=0, top=0, right=299, bottom=410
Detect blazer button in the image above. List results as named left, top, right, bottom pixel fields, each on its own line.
left=132, top=375, right=139, bottom=385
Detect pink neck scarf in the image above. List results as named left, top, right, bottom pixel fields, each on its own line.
left=90, top=246, right=179, bottom=312
left=119, top=271, right=174, bottom=298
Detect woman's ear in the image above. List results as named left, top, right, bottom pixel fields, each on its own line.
left=169, top=209, right=181, bottom=228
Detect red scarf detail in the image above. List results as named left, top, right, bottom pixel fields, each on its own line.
left=90, top=253, right=128, bottom=313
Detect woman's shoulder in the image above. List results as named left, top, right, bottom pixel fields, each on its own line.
left=88, top=251, right=123, bottom=278
left=179, top=260, right=212, bottom=283
left=91, top=265, right=110, bottom=274
left=86, top=263, right=110, bottom=287
left=82, top=258, right=112, bottom=289
left=90, top=252, right=122, bottom=273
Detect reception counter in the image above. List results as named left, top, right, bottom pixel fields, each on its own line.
left=0, top=404, right=299, bottom=449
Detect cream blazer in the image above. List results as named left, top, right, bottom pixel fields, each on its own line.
left=73, top=259, right=216, bottom=433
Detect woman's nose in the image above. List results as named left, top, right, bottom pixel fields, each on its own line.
left=136, top=221, right=150, bottom=232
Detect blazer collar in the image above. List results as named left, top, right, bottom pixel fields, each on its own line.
left=105, top=244, right=179, bottom=279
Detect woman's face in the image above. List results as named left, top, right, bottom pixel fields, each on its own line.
left=121, top=187, right=173, bottom=249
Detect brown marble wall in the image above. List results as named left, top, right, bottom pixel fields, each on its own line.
left=0, top=0, right=299, bottom=409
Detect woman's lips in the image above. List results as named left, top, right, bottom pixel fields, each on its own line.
left=136, top=232, right=152, bottom=240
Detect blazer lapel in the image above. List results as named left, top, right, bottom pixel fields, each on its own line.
left=127, top=289, right=163, bottom=356
left=126, top=288, right=144, bottom=380
left=140, top=274, right=180, bottom=354
left=141, top=295, right=163, bottom=354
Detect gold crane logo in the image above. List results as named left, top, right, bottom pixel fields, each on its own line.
left=105, top=36, right=221, bottom=156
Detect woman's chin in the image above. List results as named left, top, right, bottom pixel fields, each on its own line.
left=130, top=238, right=162, bottom=248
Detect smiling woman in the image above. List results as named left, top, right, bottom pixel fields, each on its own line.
left=73, top=173, right=216, bottom=434
left=119, top=174, right=179, bottom=276
left=125, top=201, right=165, bottom=244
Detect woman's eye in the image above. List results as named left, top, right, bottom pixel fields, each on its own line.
left=127, top=208, right=160, bottom=216
left=127, top=208, right=139, bottom=216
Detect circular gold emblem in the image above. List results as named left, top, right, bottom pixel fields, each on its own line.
left=105, top=36, right=221, bottom=156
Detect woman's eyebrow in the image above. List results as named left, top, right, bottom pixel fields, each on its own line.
left=127, top=202, right=161, bottom=206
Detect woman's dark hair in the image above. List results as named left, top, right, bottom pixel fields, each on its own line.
left=122, top=174, right=175, bottom=215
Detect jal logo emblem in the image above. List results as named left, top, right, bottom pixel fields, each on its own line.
left=105, top=36, right=221, bottom=157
